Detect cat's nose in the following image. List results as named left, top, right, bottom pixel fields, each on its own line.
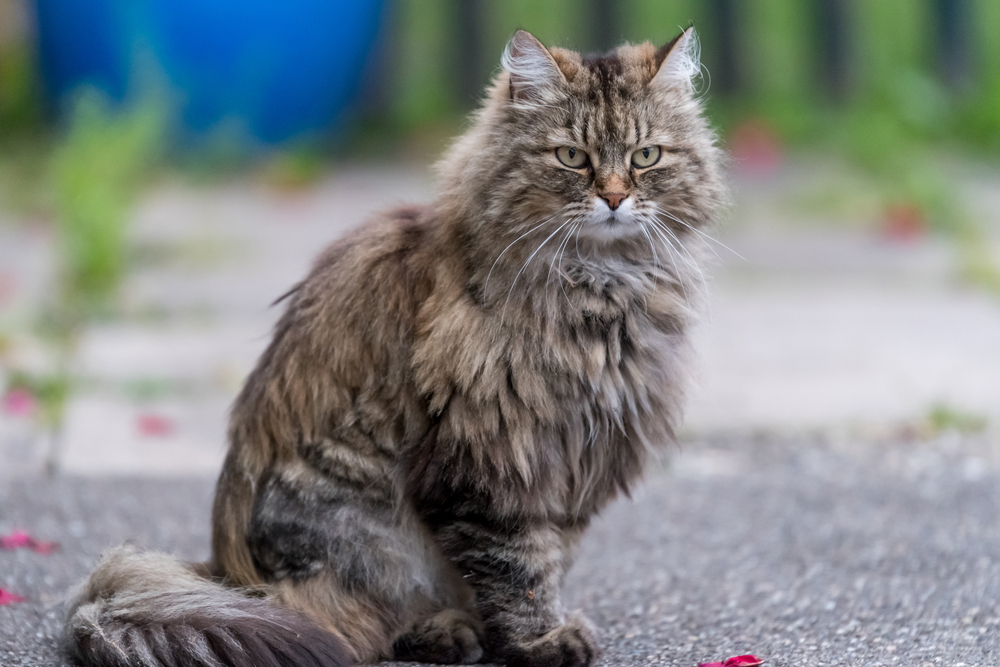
left=600, top=192, right=628, bottom=211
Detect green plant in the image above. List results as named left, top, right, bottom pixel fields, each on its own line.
left=925, top=404, right=988, bottom=435
left=51, top=91, right=164, bottom=316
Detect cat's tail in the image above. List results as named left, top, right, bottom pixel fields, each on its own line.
left=64, top=544, right=354, bottom=667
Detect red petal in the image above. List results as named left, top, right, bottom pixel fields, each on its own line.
left=137, top=414, right=174, bottom=436
left=725, top=656, right=764, bottom=667
left=0, top=588, right=26, bottom=605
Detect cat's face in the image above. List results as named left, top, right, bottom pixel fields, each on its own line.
left=483, top=29, right=721, bottom=247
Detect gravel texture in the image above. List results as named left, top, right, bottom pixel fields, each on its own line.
left=2, top=433, right=999, bottom=666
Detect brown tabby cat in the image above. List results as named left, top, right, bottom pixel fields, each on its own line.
left=65, top=27, right=724, bottom=667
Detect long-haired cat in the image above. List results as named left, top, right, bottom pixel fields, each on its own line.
left=65, top=27, right=724, bottom=667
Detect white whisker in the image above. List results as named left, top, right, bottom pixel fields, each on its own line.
left=557, top=220, right=584, bottom=305
left=639, top=214, right=689, bottom=301
left=501, top=217, right=576, bottom=327
left=651, top=203, right=745, bottom=261
left=485, top=212, right=562, bottom=295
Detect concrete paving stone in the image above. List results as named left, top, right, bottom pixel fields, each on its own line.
left=57, top=393, right=230, bottom=476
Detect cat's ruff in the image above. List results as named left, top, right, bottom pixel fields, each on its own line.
left=65, top=28, right=725, bottom=667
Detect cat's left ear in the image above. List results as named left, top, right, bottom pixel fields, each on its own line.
left=652, top=27, right=700, bottom=92
left=502, top=30, right=566, bottom=102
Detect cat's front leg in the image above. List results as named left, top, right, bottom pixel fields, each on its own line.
left=423, top=500, right=600, bottom=667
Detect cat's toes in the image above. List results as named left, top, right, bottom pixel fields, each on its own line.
left=393, top=609, right=484, bottom=664
left=501, top=615, right=601, bottom=667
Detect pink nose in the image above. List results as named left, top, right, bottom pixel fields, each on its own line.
left=600, top=192, right=627, bottom=211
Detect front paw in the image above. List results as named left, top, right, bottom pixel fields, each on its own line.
left=393, top=609, right=485, bottom=665
left=499, top=615, right=600, bottom=667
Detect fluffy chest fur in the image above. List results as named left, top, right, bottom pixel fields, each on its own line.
left=410, top=233, right=697, bottom=521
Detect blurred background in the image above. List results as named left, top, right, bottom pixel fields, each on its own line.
left=1, top=0, right=998, bottom=477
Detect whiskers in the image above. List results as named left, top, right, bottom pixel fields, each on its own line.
left=649, top=203, right=745, bottom=261
left=486, top=202, right=728, bottom=329
left=498, top=209, right=584, bottom=327
left=633, top=205, right=714, bottom=315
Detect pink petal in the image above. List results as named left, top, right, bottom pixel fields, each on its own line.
left=2, top=389, right=36, bottom=417
left=137, top=414, right=174, bottom=437
left=883, top=202, right=926, bottom=244
left=0, top=588, right=26, bottom=605
left=699, top=655, right=764, bottom=667
left=0, top=530, right=59, bottom=553
left=28, top=537, right=59, bottom=554
left=0, top=530, right=32, bottom=549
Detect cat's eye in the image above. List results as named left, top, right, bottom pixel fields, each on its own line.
left=556, top=146, right=589, bottom=169
left=631, top=146, right=661, bottom=169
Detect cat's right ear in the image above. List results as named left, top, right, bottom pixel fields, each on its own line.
left=502, top=30, right=566, bottom=102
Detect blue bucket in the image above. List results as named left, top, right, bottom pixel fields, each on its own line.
left=35, top=0, right=387, bottom=145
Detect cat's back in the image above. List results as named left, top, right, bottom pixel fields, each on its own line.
left=228, top=205, right=438, bottom=457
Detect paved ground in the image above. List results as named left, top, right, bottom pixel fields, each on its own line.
left=3, top=432, right=999, bottom=666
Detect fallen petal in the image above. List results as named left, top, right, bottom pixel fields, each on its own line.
left=28, top=538, right=59, bottom=554
left=698, top=655, right=764, bottom=667
left=0, top=588, right=26, bottom=605
left=2, top=389, right=36, bottom=417
left=1, top=530, right=60, bottom=553
left=0, top=530, right=32, bottom=549
left=137, top=414, right=175, bottom=436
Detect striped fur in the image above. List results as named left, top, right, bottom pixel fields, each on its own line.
left=65, top=29, right=724, bottom=667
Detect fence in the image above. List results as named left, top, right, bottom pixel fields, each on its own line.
left=375, top=0, right=1000, bottom=148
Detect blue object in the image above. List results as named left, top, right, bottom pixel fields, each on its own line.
left=35, top=0, right=387, bottom=144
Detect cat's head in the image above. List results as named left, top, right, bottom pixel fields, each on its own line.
left=440, top=28, right=724, bottom=255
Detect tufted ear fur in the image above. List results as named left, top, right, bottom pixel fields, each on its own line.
left=502, top=30, right=566, bottom=102
left=652, top=27, right=700, bottom=92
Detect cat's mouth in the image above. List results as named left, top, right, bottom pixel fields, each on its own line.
left=581, top=197, right=641, bottom=240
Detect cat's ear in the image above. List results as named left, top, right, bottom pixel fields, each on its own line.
left=502, top=30, right=566, bottom=102
left=652, top=27, right=700, bottom=92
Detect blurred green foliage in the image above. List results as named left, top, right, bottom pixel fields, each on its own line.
left=51, top=92, right=164, bottom=317
left=0, top=32, right=40, bottom=135
left=381, top=0, right=1000, bottom=152
left=5, top=369, right=70, bottom=428
left=925, top=403, right=988, bottom=435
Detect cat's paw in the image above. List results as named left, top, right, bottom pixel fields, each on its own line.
left=500, top=614, right=601, bottom=667
left=393, top=609, right=485, bottom=665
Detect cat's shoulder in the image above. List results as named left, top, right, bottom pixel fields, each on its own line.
left=284, top=204, right=437, bottom=324
left=311, top=204, right=432, bottom=272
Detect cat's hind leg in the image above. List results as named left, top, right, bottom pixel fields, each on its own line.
left=246, top=449, right=457, bottom=662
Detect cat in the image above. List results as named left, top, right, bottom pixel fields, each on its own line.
left=65, top=27, right=724, bottom=667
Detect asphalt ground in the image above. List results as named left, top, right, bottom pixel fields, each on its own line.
left=2, top=432, right=998, bottom=667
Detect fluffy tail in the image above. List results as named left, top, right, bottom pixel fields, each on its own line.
left=65, top=545, right=353, bottom=667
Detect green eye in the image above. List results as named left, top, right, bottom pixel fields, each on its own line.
left=631, top=146, right=661, bottom=168
left=556, top=146, right=589, bottom=169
